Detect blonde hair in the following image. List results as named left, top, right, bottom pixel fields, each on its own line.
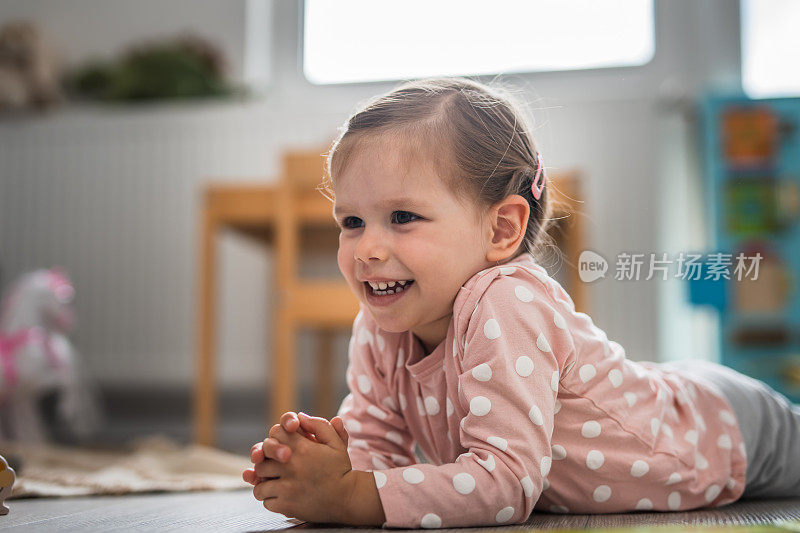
left=322, top=76, right=560, bottom=261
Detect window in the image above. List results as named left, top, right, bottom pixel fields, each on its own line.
left=303, top=0, right=655, bottom=85
left=741, top=0, right=800, bottom=99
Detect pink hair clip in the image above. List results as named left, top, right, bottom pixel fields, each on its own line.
left=531, top=152, right=545, bottom=200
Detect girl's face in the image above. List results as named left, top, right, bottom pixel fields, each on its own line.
left=333, top=136, right=494, bottom=353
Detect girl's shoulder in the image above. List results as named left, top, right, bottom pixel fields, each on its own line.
left=453, top=253, right=576, bottom=325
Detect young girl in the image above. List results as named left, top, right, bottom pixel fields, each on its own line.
left=243, top=77, right=800, bottom=528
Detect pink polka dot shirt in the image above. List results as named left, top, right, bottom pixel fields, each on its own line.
left=337, top=253, right=746, bottom=528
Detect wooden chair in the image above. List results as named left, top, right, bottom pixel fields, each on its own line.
left=271, top=151, right=359, bottom=423
left=194, top=149, right=586, bottom=445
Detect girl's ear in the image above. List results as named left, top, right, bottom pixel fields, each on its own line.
left=485, top=195, right=530, bottom=263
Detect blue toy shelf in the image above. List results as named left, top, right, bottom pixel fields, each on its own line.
left=697, top=93, right=800, bottom=402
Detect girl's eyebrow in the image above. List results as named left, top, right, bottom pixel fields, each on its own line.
left=334, top=197, right=430, bottom=215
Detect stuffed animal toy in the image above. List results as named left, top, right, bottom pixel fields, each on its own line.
left=0, top=268, right=98, bottom=442
left=0, top=20, right=60, bottom=111
left=0, top=455, right=14, bottom=514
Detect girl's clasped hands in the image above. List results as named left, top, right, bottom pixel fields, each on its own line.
left=242, top=412, right=358, bottom=523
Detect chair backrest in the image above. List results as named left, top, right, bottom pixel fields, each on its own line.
left=282, top=149, right=329, bottom=193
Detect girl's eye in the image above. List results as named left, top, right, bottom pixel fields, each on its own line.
left=391, top=211, right=420, bottom=224
left=341, top=216, right=364, bottom=229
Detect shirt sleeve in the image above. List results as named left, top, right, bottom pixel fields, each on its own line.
left=373, top=273, right=576, bottom=528
left=337, top=310, right=418, bottom=473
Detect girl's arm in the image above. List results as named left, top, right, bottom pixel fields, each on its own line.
left=337, top=310, right=418, bottom=472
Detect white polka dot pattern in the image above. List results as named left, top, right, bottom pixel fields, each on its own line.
left=515, top=356, right=534, bottom=377
left=421, top=513, right=441, bottom=528
left=705, top=484, right=721, bottom=502
left=487, top=436, right=508, bottom=451
left=586, top=450, right=604, bottom=470
left=581, top=421, right=601, bottom=438
left=345, top=419, right=362, bottom=433
left=340, top=260, right=747, bottom=528
left=624, top=392, right=637, bottom=407
left=635, top=498, right=653, bottom=510
left=630, top=460, right=649, bottom=477
left=476, top=453, right=496, bottom=472
left=536, top=333, right=551, bottom=352
left=720, top=410, right=737, bottom=426
left=666, top=472, right=681, bottom=485
left=367, top=405, right=387, bottom=420
left=452, top=473, right=476, bottom=494
left=514, top=285, right=534, bottom=302
left=483, top=319, right=501, bottom=340
left=668, top=491, right=681, bottom=510
left=402, top=468, right=424, bottom=484
left=495, top=507, right=515, bottom=523
left=579, top=364, right=597, bottom=383
left=470, top=396, right=491, bottom=416
left=528, top=405, right=544, bottom=425
left=424, top=397, right=440, bottom=416
left=540, top=456, right=552, bottom=477
left=520, top=476, right=534, bottom=497
left=472, top=363, right=492, bottom=381
left=386, top=431, right=403, bottom=445
left=593, top=485, right=611, bottom=502
left=357, top=375, right=372, bottom=394
left=551, top=444, right=567, bottom=460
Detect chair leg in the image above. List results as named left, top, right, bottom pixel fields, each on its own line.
left=315, top=329, right=336, bottom=418
left=271, top=311, right=296, bottom=424
left=194, top=207, right=217, bottom=446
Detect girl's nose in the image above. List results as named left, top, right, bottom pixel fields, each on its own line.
left=354, top=228, right=388, bottom=262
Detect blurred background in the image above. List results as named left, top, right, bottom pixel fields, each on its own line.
left=0, top=0, right=798, bottom=454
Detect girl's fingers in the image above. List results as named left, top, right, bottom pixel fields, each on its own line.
left=280, top=412, right=300, bottom=433
left=262, top=437, right=292, bottom=462
left=253, top=478, right=281, bottom=502
left=297, top=425, right=318, bottom=442
left=242, top=468, right=262, bottom=486
left=331, top=416, right=349, bottom=446
left=254, top=459, right=282, bottom=479
left=297, top=412, right=344, bottom=449
left=250, top=442, right=265, bottom=463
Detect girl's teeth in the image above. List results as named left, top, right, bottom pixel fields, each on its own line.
left=368, top=279, right=413, bottom=296
left=367, top=280, right=410, bottom=290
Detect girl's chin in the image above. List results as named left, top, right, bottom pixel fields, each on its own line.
left=367, top=313, right=410, bottom=333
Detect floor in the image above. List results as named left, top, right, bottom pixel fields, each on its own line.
left=2, top=490, right=799, bottom=532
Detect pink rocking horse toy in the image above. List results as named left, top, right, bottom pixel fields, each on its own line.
left=0, top=267, right=98, bottom=442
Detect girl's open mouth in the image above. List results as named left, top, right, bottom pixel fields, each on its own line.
left=364, top=279, right=414, bottom=296
left=363, top=279, right=415, bottom=306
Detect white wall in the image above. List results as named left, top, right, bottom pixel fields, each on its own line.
left=0, top=0, right=741, bottom=387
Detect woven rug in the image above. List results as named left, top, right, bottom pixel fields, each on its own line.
left=1, top=435, right=250, bottom=498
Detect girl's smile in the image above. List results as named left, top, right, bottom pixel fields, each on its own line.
left=363, top=279, right=414, bottom=306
